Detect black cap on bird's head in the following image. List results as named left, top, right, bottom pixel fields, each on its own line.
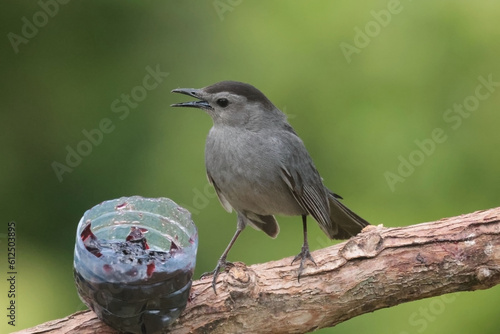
left=204, top=81, right=274, bottom=110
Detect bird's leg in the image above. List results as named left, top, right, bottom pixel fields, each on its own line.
left=292, top=215, right=317, bottom=282
left=201, top=224, right=245, bottom=294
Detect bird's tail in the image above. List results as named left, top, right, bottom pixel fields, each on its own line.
left=325, top=191, right=370, bottom=240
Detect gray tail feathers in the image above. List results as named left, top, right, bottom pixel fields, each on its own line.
left=325, top=191, right=370, bottom=240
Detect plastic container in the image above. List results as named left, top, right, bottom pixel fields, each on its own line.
left=73, top=196, right=198, bottom=334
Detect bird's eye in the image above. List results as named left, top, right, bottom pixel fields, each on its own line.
left=216, top=98, right=229, bottom=108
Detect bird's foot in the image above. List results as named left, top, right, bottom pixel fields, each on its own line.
left=291, top=244, right=317, bottom=282
left=200, top=258, right=234, bottom=294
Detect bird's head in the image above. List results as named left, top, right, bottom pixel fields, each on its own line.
left=171, top=81, right=285, bottom=128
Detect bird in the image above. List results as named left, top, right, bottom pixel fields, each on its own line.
left=171, top=81, right=369, bottom=293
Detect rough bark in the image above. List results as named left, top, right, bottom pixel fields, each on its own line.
left=14, top=207, right=500, bottom=334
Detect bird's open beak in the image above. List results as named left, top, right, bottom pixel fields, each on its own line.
left=171, top=88, right=213, bottom=110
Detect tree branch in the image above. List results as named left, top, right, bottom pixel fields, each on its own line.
left=15, top=207, right=500, bottom=334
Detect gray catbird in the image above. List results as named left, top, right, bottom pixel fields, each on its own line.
left=171, top=81, right=369, bottom=292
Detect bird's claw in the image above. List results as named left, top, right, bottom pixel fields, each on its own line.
left=291, top=245, right=317, bottom=282
left=200, top=259, right=234, bottom=294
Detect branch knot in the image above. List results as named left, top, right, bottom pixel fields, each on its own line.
left=340, top=228, right=384, bottom=260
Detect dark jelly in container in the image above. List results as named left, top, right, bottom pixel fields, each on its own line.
left=73, top=196, right=198, bottom=334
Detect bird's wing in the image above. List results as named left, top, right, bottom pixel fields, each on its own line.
left=279, top=163, right=332, bottom=233
left=206, top=171, right=233, bottom=213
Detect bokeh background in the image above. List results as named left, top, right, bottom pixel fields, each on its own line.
left=2, top=1, right=500, bottom=333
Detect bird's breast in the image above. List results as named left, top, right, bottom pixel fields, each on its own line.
left=205, top=127, right=304, bottom=216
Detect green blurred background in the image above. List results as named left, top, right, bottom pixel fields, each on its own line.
left=1, top=1, right=500, bottom=333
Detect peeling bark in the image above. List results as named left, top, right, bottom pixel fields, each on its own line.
left=14, top=207, right=500, bottom=334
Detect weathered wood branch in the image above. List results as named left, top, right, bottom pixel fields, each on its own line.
left=15, top=207, right=500, bottom=334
